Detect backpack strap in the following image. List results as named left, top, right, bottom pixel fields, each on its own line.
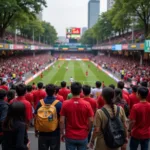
left=101, top=107, right=111, bottom=119
left=116, top=106, right=120, bottom=117
left=40, top=99, right=45, bottom=106
left=51, top=100, right=59, bottom=106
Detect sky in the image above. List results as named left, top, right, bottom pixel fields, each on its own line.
left=43, top=0, right=107, bottom=36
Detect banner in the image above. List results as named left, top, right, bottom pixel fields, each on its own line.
left=144, top=40, right=150, bottom=53
left=122, top=44, right=128, bottom=50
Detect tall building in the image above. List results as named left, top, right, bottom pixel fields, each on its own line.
left=88, top=0, right=100, bottom=28
left=107, top=0, right=115, bottom=10
left=82, top=27, right=87, bottom=35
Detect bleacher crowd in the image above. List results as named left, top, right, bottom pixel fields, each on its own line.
left=0, top=79, right=150, bottom=150
left=0, top=54, right=51, bottom=86
left=93, top=55, right=150, bottom=85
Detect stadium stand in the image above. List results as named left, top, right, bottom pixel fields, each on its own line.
left=93, top=55, right=150, bottom=84
left=0, top=53, right=51, bottom=86
left=0, top=32, right=48, bottom=46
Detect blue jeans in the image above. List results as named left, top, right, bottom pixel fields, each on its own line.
left=130, top=137, right=149, bottom=150
left=65, top=137, right=88, bottom=150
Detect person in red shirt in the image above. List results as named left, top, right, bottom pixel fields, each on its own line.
left=86, top=71, right=88, bottom=77
left=129, top=85, right=140, bottom=110
left=60, top=82, right=94, bottom=149
left=117, top=81, right=130, bottom=105
left=82, top=85, right=97, bottom=144
left=83, top=85, right=97, bottom=114
left=141, top=81, right=150, bottom=102
left=10, top=84, right=32, bottom=124
left=54, top=86, right=64, bottom=103
left=33, top=82, right=46, bottom=109
left=0, top=81, right=9, bottom=91
left=129, top=86, right=150, bottom=150
left=97, top=95, right=105, bottom=109
left=25, top=85, right=34, bottom=106
left=32, top=82, right=36, bottom=90
left=40, top=73, right=43, bottom=79
left=58, top=81, right=70, bottom=100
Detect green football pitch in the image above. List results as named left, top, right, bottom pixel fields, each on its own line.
left=30, top=60, right=117, bottom=87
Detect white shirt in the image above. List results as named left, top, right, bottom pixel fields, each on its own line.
left=91, top=88, right=102, bottom=99
left=70, top=78, right=74, bottom=83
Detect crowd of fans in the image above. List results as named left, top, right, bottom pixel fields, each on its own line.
left=96, top=31, right=144, bottom=46
left=0, top=79, right=150, bottom=150
left=93, top=55, right=150, bottom=86
left=1, top=32, right=48, bottom=46
left=0, top=53, right=51, bottom=85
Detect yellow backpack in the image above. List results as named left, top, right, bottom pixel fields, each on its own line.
left=35, top=99, right=59, bottom=132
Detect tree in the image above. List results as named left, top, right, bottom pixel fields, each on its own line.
left=80, top=28, right=96, bottom=45
left=41, top=21, right=57, bottom=45
left=0, top=0, right=47, bottom=39
left=115, top=0, right=150, bottom=37
left=92, top=12, right=113, bottom=43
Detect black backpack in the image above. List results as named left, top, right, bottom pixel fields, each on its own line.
left=101, top=106, right=126, bottom=149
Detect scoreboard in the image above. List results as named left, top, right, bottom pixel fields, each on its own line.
left=66, top=27, right=81, bottom=39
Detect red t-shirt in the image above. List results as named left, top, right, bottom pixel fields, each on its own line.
left=83, top=97, right=97, bottom=114
left=122, top=91, right=130, bottom=105
left=58, top=88, right=70, bottom=100
left=129, top=93, right=140, bottom=110
left=56, top=94, right=64, bottom=103
left=97, top=95, right=105, bottom=109
left=33, top=89, right=47, bottom=108
left=0, top=85, right=9, bottom=91
left=10, top=96, right=32, bottom=122
left=25, top=92, right=34, bottom=106
left=130, top=102, right=150, bottom=139
left=60, top=98, right=94, bottom=140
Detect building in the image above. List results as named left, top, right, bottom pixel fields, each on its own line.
left=36, top=11, right=43, bottom=21
left=82, top=27, right=87, bottom=35
left=107, top=0, right=115, bottom=10
left=88, top=0, right=100, bottom=28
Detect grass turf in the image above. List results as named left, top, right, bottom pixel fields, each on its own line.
left=30, top=60, right=117, bottom=87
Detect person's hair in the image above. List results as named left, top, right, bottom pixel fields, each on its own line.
left=137, top=86, right=149, bottom=100
left=1, top=81, right=6, bottom=85
left=67, top=86, right=70, bottom=89
left=109, top=84, right=115, bottom=90
left=114, top=88, right=122, bottom=103
left=117, top=81, right=124, bottom=90
left=26, top=85, right=32, bottom=92
left=46, top=84, right=55, bottom=96
left=7, top=90, right=16, bottom=103
left=3, top=102, right=26, bottom=131
left=37, top=82, right=44, bottom=89
left=96, top=81, right=101, bottom=88
left=55, top=86, right=60, bottom=94
left=141, top=81, right=148, bottom=88
left=61, top=81, right=66, bottom=88
left=32, top=82, right=35, bottom=85
left=71, top=82, right=82, bottom=96
left=102, top=87, right=115, bottom=116
left=82, top=85, right=91, bottom=96
left=10, top=84, right=16, bottom=90
left=132, top=85, right=138, bottom=93
left=0, top=89, right=7, bottom=100
left=16, top=84, right=26, bottom=96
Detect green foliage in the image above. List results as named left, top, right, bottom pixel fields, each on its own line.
left=86, top=0, right=150, bottom=43
left=80, top=28, right=96, bottom=45
left=0, top=0, right=47, bottom=38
